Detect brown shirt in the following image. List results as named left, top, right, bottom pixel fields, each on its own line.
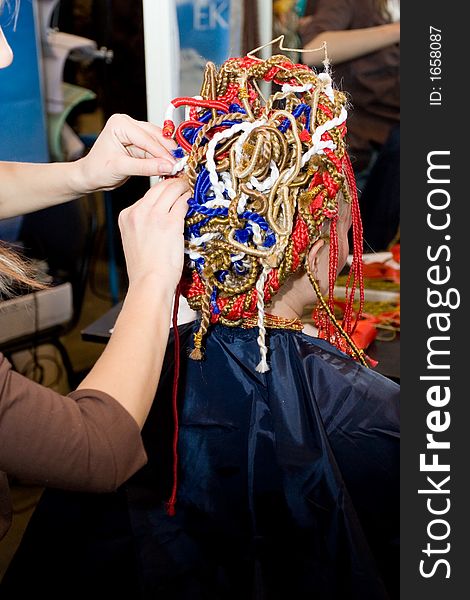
left=299, top=0, right=400, bottom=171
left=0, top=352, right=147, bottom=540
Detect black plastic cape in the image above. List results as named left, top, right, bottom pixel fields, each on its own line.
left=2, top=322, right=399, bottom=600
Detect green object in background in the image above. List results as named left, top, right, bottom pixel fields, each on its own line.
left=47, top=83, right=96, bottom=162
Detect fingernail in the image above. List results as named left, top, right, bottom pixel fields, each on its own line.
left=156, top=160, right=175, bottom=174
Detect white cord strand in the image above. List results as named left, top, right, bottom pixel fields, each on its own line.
left=255, top=267, right=270, bottom=373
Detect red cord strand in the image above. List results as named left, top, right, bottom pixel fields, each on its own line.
left=166, top=283, right=182, bottom=517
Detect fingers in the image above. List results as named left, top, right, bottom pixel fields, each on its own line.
left=121, top=178, right=190, bottom=225
left=170, top=191, right=191, bottom=221
left=117, top=154, right=175, bottom=178
left=109, top=114, right=176, bottom=164
left=148, top=178, right=191, bottom=213
left=128, top=177, right=188, bottom=214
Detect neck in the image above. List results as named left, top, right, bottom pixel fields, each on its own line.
left=268, top=295, right=305, bottom=320
left=267, top=273, right=313, bottom=320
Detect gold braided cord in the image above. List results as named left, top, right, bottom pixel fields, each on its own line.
left=306, top=262, right=369, bottom=367
left=177, top=54, right=363, bottom=364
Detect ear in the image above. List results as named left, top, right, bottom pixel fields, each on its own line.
left=307, top=238, right=326, bottom=275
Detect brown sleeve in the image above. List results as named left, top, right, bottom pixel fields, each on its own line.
left=298, top=0, right=354, bottom=46
left=0, top=353, right=147, bottom=493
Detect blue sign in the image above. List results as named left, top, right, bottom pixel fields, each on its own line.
left=177, top=0, right=232, bottom=97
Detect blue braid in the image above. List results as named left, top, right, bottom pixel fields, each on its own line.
left=187, top=201, right=229, bottom=219
left=210, top=286, right=220, bottom=314
left=240, top=210, right=270, bottom=231
left=278, top=103, right=310, bottom=133
left=304, top=105, right=312, bottom=131
left=228, top=103, right=246, bottom=114
left=215, top=270, right=229, bottom=282
left=194, top=257, right=205, bottom=272
left=194, top=167, right=212, bottom=204
left=198, top=109, right=227, bottom=124
left=218, top=119, right=244, bottom=128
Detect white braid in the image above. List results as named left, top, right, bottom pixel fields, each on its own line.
left=203, top=198, right=231, bottom=208
left=250, top=161, right=280, bottom=191
left=220, top=171, right=237, bottom=199
left=171, top=156, right=188, bottom=175
left=299, top=106, right=348, bottom=167
left=281, top=82, right=314, bottom=94
left=318, top=72, right=335, bottom=103
left=236, top=192, right=248, bottom=214
left=255, top=267, right=270, bottom=373
left=251, top=222, right=263, bottom=245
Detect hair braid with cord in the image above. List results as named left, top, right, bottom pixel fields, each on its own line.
left=164, top=54, right=366, bottom=366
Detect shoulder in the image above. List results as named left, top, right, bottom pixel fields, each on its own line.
left=293, top=334, right=399, bottom=434
left=297, top=332, right=399, bottom=396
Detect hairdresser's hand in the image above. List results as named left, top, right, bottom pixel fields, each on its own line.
left=119, top=178, right=190, bottom=294
left=77, top=114, right=177, bottom=193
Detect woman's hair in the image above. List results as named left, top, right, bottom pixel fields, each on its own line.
left=0, top=1, right=20, bottom=23
left=164, top=54, right=366, bottom=367
left=378, top=0, right=399, bottom=22
left=0, top=243, right=44, bottom=298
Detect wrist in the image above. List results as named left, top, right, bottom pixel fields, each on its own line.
left=69, top=155, right=95, bottom=196
left=122, top=275, right=177, bottom=333
left=127, top=273, right=178, bottom=307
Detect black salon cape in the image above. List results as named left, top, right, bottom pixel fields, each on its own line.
left=2, top=323, right=399, bottom=600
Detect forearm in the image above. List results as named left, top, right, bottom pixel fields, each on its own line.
left=304, top=23, right=400, bottom=66
left=0, top=160, right=86, bottom=219
left=77, top=277, right=174, bottom=428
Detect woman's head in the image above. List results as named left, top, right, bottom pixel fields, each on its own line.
left=164, top=54, right=365, bottom=365
left=0, top=26, right=13, bottom=68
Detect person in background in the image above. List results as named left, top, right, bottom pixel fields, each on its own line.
left=299, top=0, right=400, bottom=251
left=1, top=2, right=190, bottom=543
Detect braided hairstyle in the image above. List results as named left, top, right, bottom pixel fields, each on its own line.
left=163, top=54, right=367, bottom=369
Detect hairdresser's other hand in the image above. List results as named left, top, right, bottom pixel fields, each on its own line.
left=77, top=114, right=177, bottom=193
left=119, top=178, right=190, bottom=294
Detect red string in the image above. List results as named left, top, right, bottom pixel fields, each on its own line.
left=172, top=97, right=229, bottom=113
left=343, top=155, right=365, bottom=334
left=166, top=283, right=181, bottom=517
left=317, top=103, right=334, bottom=119
left=175, top=120, right=204, bottom=153
left=218, top=82, right=240, bottom=104
left=328, top=217, right=339, bottom=340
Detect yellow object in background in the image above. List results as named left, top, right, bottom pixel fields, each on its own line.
left=274, top=0, right=297, bottom=16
